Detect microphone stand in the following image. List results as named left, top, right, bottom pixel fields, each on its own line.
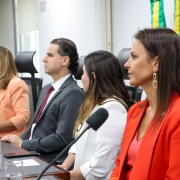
left=37, top=124, right=91, bottom=180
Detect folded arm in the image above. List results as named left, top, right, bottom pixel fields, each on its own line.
left=1, top=80, right=29, bottom=132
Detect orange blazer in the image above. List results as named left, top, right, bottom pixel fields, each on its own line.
left=110, top=92, right=180, bottom=180
left=0, top=76, right=30, bottom=137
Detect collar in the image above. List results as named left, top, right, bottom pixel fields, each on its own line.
left=51, top=74, right=71, bottom=91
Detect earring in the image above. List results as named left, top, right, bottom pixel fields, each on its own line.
left=153, top=71, right=157, bottom=89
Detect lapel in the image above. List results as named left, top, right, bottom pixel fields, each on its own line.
left=35, top=76, right=74, bottom=123
left=32, top=85, right=51, bottom=120
left=76, top=122, right=89, bottom=164
left=76, top=105, right=99, bottom=164
left=119, top=101, right=148, bottom=174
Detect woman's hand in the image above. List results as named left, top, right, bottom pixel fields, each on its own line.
left=58, top=153, right=75, bottom=171
left=57, top=164, right=68, bottom=171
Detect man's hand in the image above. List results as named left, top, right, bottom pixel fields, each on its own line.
left=1, top=134, right=22, bottom=147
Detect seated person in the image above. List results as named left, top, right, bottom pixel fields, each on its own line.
left=109, top=28, right=180, bottom=180
left=0, top=46, right=29, bottom=138
left=1, top=38, right=84, bottom=163
left=59, top=50, right=132, bottom=180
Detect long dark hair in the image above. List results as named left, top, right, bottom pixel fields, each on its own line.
left=135, top=28, right=180, bottom=127
left=73, top=50, right=131, bottom=136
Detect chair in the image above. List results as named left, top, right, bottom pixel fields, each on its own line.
left=74, top=56, right=85, bottom=80
left=15, top=51, right=43, bottom=121
left=117, top=48, right=143, bottom=102
left=126, top=85, right=143, bottom=102
left=117, top=48, right=130, bottom=80
left=74, top=56, right=85, bottom=90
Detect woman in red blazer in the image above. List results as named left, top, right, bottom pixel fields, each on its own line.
left=109, top=28, right=180, bottom=180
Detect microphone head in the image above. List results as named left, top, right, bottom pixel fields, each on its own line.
left=87, top=108, right=109, bottom=131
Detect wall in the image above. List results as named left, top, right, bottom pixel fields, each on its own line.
left=37, top=0, right=175, bottom=86
left=111, top=0, right=174, bottom=56
left=37, top=0, right=102, bottom=86
left=17, top=0, right=38, bottom=34
left=0, top=0, right=15, bottom=55
left=111, top=0, right=174, bottom=92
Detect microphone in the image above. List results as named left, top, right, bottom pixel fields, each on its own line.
left=86, top=107, right=108, bottom=130
left=37, top=108, right=108, bottom=180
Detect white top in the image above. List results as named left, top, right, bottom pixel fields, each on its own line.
left=69, top=99, right=127, bottom=180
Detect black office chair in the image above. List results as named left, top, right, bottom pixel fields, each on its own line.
left=74, top=56, right=85, bottom=80
left=126, top=85, right=143, bottom=102
left=117, top=48, right=143, bottom=102
left=74, top=56, right=85, bottom=91
left=117, top=48, right=130, bottom=80
left=15, top=51, right=43, bottom=121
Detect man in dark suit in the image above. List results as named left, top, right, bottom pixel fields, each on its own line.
left=2, top=38, right=84, bottom=163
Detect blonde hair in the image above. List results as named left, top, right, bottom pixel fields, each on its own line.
left=0, top=47, right=18, bottom=89
left=73, top=84, right=104, bottom=137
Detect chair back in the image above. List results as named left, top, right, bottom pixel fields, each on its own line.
left=15, top=51, right=43, bottom=121
left=15, top=51, right=38, bottom=77
left=117, top=48, right=131, bottom=79
left=126, top=85, right=143, bottom=102
left=21, top=77, right=43, bottom=121
left=74, top=56, right=85, bottom=80
left=117, top=48, right=143, bottom=102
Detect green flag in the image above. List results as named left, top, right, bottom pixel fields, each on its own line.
left=175, top=0, right=180, bottom=36
left=150, top=0, right=166, bottom=27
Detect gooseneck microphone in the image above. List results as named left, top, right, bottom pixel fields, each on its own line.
left=37, top=108, right=109, bottom=180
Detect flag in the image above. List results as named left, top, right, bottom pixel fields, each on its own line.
left=150, top=0, right=166, bottom=27
left=174, top=0, right=180, bottom=35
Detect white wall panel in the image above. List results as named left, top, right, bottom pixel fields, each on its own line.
left=17, top=0, right=38, bottom=34
left=0, top=0, right=15, bottom=55
left=112, top=0, right=174, bottom=56
left=37, top=0, right=102, bottom=85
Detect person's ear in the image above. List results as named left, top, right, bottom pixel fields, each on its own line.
left=62, top=56, right=70, bottom=66
left=92, top=72, right=96, bottom=80
left=153, top=56, right=158, bottom=72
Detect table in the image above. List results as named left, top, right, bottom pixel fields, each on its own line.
left=0, top=142, right=70, bottom=180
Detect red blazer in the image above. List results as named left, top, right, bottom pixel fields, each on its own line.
left=110, top=92, right=180, bottom=180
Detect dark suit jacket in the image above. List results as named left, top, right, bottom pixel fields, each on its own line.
left=21, top=76, right=84, bottom=163
left=110, top=92, right=180, bottom=180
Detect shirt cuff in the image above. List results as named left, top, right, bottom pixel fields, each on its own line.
left=80, top=161, right=93, bottom=178
left=20, top=140, right=23, bottom=147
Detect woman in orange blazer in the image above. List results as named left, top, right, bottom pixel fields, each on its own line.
left=110, top=28, right=180, bottom=180
left=0, top=47, right=30, bottom=138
